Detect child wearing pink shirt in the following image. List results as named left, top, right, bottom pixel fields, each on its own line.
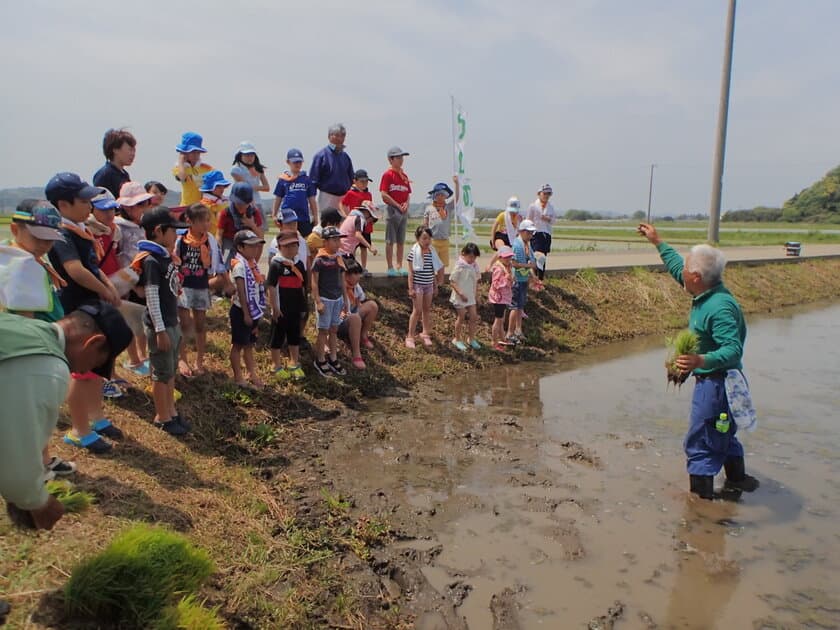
left=488, top=246, right=515, bottom=351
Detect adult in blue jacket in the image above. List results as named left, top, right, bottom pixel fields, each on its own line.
left=310, top=123, right=354, bottom=220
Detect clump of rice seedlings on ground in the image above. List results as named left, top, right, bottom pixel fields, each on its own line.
left=46, top=480, right=94, bottom=513
left=156, top=595, right=224, bottom=630
left=64, top=524, right=214, bottom=628
left=665, top=329, right=699, bottom=388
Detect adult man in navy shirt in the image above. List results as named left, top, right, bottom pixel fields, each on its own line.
left=309, top=123, right=354, bottom=221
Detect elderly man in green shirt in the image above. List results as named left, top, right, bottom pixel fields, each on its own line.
left=0, top=302, right=131, bottom=530
left=639, top=223, right=759, bottom=500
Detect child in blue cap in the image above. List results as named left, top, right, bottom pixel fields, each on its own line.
left=173, top=132, right=214, bottom=206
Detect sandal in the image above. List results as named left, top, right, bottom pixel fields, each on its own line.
left=362, top=336, right=374, bottom=350
left=420, top=334, right=433, bottom=347
left=178, top=360, right=193, bottom=378
left=351, top=356, right=366, bottom=370
left=405, top=337, right=416, bottom=349
left=91, top=418, right=124, bottom=440
left=64, top=431, right=112, bottom=454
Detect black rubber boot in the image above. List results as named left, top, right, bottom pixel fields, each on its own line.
left=723, top=457, right=760, bottom=492
left=689, top=475, right=715, bottom=500
left=0, top=599, right=10, bottom=626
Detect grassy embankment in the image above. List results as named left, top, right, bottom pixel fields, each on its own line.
left=3, top=258, right=840, bottom=628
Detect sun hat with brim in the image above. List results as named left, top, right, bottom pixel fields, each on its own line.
left=387, top=146, right=409, bottom=158
left=505, top=196, right=521, bottom=213
left=234, top=229, right=265, bottom=247
left=199, top=170, right=231, bottom=192
left=76, top=301, right=134, bottom=379
left=518, top=219, right=537, bottom=232
left=238, top=141, right=257, bottom=154
left=498, top=246, right=515, bottom=258
left=428, top=182, right=454, bottom=198
left=45, top=172, right=102, bottom=205
left=92, top=189, right=120, bottom=210
left=117, top=181, right=154, bottom=207
left=176, top=131, right=207, bottom=153
left=12, top=201, right=65, bottom=241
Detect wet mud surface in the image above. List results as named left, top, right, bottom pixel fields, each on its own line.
left=324, top=303, right=840, bottom=628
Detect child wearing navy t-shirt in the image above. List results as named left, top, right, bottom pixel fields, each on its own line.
left=272, top=148, right=318, bottom=237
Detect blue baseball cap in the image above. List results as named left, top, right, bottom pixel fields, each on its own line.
left=230, top=181, right=254, bottom=205
left=286, top=148, right=304, bottom=163
left=92, top=189, right=120, bottom=210
left=45, top=172, right=102, bottom=205
left=175, top=131, right=207, bottom=153
left=279, top=208, right=298, bottom=224
left=199, top=170, right=231, bottom=192
left=428, top=182, right=454, bottom=198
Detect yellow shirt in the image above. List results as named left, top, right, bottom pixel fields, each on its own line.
left=200, top=193, right=227, bottom=229
left=172, top=162, right=214, bottom=206
left=491, top=211, right=506, bottom=235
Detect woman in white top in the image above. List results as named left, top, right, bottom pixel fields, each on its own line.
left=230, top=141, right=270, bottom=223
left=526, top=184, right=556, bottom=279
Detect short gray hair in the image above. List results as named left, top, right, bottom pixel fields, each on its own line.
left=686, top=244, right=726, bottom=285
left=328, top=123, right=346, bottom=136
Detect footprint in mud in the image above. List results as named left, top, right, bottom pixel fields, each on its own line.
left=447, top=580, right=472, bottom=607
left=587, top=601, right=625, bottom=630
left=559, top=441, right=603, bottom=468
left=490, top=585, right=527, bottom=630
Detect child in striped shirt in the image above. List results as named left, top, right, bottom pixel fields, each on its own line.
left=405, top=226, right=443, bottom=348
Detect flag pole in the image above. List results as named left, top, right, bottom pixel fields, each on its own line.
left=450, top=94, right=460, bottom=251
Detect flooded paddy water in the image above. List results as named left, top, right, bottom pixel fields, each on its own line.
left=327, top=303, right=840, bottom=629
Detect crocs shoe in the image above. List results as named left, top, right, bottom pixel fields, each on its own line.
left=469, top=339, right=482, bottom=350
left=399, top=268, right=409, bottom=276
left=64, top=431, right=112, bottom=454
left=452, top=339, right=468, bottom=352
left=361, top=336, right=375, bottom=350
left=91, top=419, right=124, bottom=441
left=103, top=380, right=124, bottom=399
left=387, top=268, right=399, bottom=277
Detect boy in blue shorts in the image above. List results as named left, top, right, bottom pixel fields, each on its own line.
left=311, top=227, right=350, bottom=377
left=272, top=148, right=318, bottom=237
left=507, top=219, right=537, bottom=344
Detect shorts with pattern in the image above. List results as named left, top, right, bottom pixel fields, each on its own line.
left=178, top=287, right=211, bottom=311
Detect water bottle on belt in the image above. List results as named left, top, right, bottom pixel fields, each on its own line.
left=715, top=412, right=730, bottom=433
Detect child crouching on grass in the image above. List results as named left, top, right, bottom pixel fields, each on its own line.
left=266, top=232, right=307, bottom=381
left=338, top=258, right=379, bottom=370
left=229, top=230, right=266, bottom=388
left=406, top=226, right=443, bottom=348
left=311, top=227, right=350, bottom=377
left=489, top=246, right=515, bottom=351
left=449, top=242, right=481, bottom=351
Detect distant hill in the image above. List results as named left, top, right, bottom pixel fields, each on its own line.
left=0, top=187, right=181, bottom=214
left=780, top=165, right=840, bottom=223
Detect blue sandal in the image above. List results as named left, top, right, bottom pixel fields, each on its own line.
left=64, top=431, right=112, bottom=454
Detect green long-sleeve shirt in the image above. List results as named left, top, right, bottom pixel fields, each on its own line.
left=657, top=242, right=745, bottom=373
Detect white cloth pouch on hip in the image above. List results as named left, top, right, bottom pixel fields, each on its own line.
left=724, top=369, right=758, bottom=433
left=0, top=246, right=51, bottom=311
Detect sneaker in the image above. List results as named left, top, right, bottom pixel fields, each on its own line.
left=469, top=339, right=483, bottom=350
left=156, top=418, right=189, bottom=436
left=328, top=358, right=347, bottom=376
left=313, top=359, right=332, bottom=377
left=91, top=419, right=124, bottom=441
left=63, top=431, right=112, bottom=454
left=103, top=380, right=124, bottom=399
left=42, top=468, right=56, bottom=482
left=290, top=366, right=305, bottom=380
left=122, top=361, right=150, bottom=377
left=452, top=339, right=468, bottom=352
left=46, top=456, right=77, bottom=476
left=273, top=367, right=292, bottom=381
left=387, top=268, right=399, bottom=277
left=172, top=414, right=192, bottom=431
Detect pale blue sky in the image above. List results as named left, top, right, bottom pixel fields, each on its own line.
left=1, top=0, right=837, bottom=214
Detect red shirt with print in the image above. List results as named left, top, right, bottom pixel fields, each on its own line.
left=379, top=169, right=412, bottom=206
left=342, top=187, right=374, bottom=233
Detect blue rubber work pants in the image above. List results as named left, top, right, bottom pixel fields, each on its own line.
left=685, top=376, right=744, bottom=476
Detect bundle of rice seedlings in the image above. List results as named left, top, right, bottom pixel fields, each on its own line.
left=64, top=524, right=214, bottom=628
left=46, top=480, right=94, bottom=513
left=665, top=329, right=699, bottom=388
left=156, top=595, right=224, bottom=630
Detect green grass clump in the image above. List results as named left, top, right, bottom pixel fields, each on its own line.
left=64, top=524, right=214, bottom=628
left=665, top=329, right=699, bottom=387
left=156, top=595, right=224, bottom=630
left=46, top=480, right=94, bottom=513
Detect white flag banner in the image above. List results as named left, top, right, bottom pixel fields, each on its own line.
left=453, top=102, right=476, bottom=238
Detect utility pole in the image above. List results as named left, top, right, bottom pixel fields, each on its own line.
left=708, top=0, right=737, bottom=244
left=646, top=163, right=656, bottom=223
